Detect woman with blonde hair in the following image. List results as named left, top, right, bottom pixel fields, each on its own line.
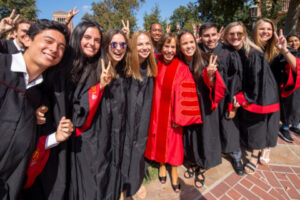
left=223, top=21, right=280, bottom=174
left=253, top=18, right=300, bottom=160
left=121, top=30, right=157, bottom=198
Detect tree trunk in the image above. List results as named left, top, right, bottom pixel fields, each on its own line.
left=284, top=0, right=300, bottom=35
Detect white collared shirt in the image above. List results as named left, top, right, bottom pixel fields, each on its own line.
left=13, top=39, right=23, bottom=52
left=10, top=53, right=59, bottom=149
left=11, top=53, right=43, bottom=89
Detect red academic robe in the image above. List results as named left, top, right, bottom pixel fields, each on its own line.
left=144, top=57, right=202, bottom=166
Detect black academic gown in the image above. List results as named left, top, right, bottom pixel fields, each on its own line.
left=0, top=39, right=20, bottom=54
left=121, top=63, right=154, bottom=196
left=271, top=49, right=300, bottom=125
left=183, top=58, right=224, bottom=169
left=0, top=54, right=43, bottom=200
left=69, top=65, right=126, bottom=200
left=22, top=66, right=70, bottom=200
left=236, top=48, right=280, bottom=150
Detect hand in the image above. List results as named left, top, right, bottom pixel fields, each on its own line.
left=36, top=105, right=48, bottom=125
left=166, top=24, right=171, bottom=34
left=233, top=96, right=240, bottom=108
left=56, top=116, right=74, bottom=142
left=0, top=9, right=19, bottom=35
left=274, top=29, right=288, bottom=53
left=207, top=55, right=218, bottom=79
left=172, top=122, right=180, bottom=128
left=217, top=26, right=224, bottom=41
left=66, top=7, right=79, bottom=22
left=122, top=19, right=130, bottom=39
left=192, top=24, right=197, bottom=33
left=100, top=59, right=112, bottom=89
left=176, top=23, right=180, bottom=32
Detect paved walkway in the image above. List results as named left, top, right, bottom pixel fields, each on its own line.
left=138, top=133, right=300, bottom=200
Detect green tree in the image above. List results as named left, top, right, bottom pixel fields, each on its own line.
left=195, top=0, right=251, bottom=28
left=143, top=4, right=167, bottom=31
left=84, top=0, right=144, bottom=32
left=169, top=3, right=199, bottom=32
left=283, top=0, right=300, bottom=35
left=0, top=0, right=38, bottom=20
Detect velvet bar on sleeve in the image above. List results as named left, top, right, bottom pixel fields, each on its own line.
left=144, top=57, right=202, bottom=166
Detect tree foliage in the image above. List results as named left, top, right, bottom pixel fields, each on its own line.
left=0, top=0, right=38, bottom=20
left=84, top=0, right=145, bottom=32
left=283, top=0, right=300, bottom=35
left=143, top=4, right=167, bottom=31
left=169, top=3, right=199, bottom=32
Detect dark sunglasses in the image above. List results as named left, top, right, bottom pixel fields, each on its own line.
left=110, top=42, right=127, bottom=49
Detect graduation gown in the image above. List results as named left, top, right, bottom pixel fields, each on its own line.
left=0, top=54, right=42, bottom=200
left=0, top=39, right=20, bottom=54
left=235, top=48, right=280, bottom=149
left=121, top=62, right=154, bottom=196
left=69, top=66, right=126, bottom=200
left=183, top=58, right=226, bottom=169
left=270, top=50, right=300, bottom=125
left=22, top=66, right=70, bottom=200
left=144, top=57, right=202, bottom=166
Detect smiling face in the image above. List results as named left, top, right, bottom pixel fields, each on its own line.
left=80, top=27, right=101, bottom=57
left=150, top=23, right=163, bottom=43
left=180, top=32, right=196, bottom=60
left=25, top=29, right=66, bottom=69
left=287, top=36, right=300, bottom=51
left=137, top=33, right=152, bottom=63
left=257, top=21, right=273, bottom=43
left=201, top=27, right=218, bottom=50
left=108, top=33, right=127, bottom=66
left=162, top=38, right=176, bottom=64
left=14, top=22, right=31, bottom=48
left=225, top=25, right=245, bottom=50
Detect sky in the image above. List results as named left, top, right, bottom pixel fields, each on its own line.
left=36, top=0, right=194, bottom=29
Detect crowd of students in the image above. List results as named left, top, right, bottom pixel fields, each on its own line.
left=0, top=7, right=300, bottom=200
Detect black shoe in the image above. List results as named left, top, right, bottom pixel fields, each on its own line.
left=279, top=128, right=294, bottom=143
left=232, top=160, right=244, bottom=176
left=290, top=126, right=300, bottom=136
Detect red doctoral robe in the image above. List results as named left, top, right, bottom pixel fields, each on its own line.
left=144, top=57, right=202, bottom=166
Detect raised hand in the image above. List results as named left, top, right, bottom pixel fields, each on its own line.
left=192, top=23, right=197, bottom=36
left=207, top=54, right=218, bottom=79
left=166, top=24, right=171, bottom=34
left=217, top=26, right=224, bottom=41
left=0, top=9, right=20, bottom=35
left=274, top=29, right=288, bottom=53
left=63, top=7, right=79, bottom=25
left=176, top=23, right=180, bottom=33
left=100, top=59, right=113, bottom=89
left=122, top=19, right=130, bottom=39
left=36, top=105, right=48, bottom=125
left=55, top=117, right=74, bottom=142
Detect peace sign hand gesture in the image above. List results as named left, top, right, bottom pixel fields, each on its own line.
left=100, top=59, right=113, bottom=89
left=122, top=20, right=130, bottom=39
left=0, top=9, right=19, bottom=35
left=207, top=54, right=218, bottom=78
left=165, top=24, right=171, bottom=34
left=64, top=7, right=79, bottom=25
left=274, top=29, right=288, bottom=53
left=217, top=26, right=224, bottom=41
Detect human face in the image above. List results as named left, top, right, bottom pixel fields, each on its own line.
left=180, top=33, right=196, bottom=60
left=225, top=25, right=245, bottom=50
left=25, top=29, right=66, bottom=69
left=150, top=24, right=162, bottom=42
left=287, top=36, right=300, bottom=51
left=15, top=23, right=30, bottom=48
left=201, top=27, right=218, bottom=50
left=162, top=38, right=176, bottom=64
left=137, top=33, right=152, bottom=63
left=257, top=21, right=273, bottom=43
left=108, top=33, right=127, bottom=66
left=80, top=27, right=101, bottom=57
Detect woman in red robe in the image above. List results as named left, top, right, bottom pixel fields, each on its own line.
left=144, top=33, right=202, bottom=192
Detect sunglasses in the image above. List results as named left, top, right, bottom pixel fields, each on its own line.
left=228, top=32, right=244, bottom=38
left=110, top=42, right=127, bottom=49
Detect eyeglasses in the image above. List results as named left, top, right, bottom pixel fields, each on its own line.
left=110, top=42, right=127, bottom=49
left=228, top=32, right=244, bottom=38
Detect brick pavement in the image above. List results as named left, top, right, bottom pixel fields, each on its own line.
left=136, top=133, right=300, bottom=200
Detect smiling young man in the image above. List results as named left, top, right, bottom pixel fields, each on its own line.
left=0, top=19, right=69, bottom=200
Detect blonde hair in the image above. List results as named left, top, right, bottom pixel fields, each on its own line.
left=253, top=18, right=279, bottom=63
left=223, top=21, right=262, bottom=57
left=125, top=31, right=157, bottom=81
